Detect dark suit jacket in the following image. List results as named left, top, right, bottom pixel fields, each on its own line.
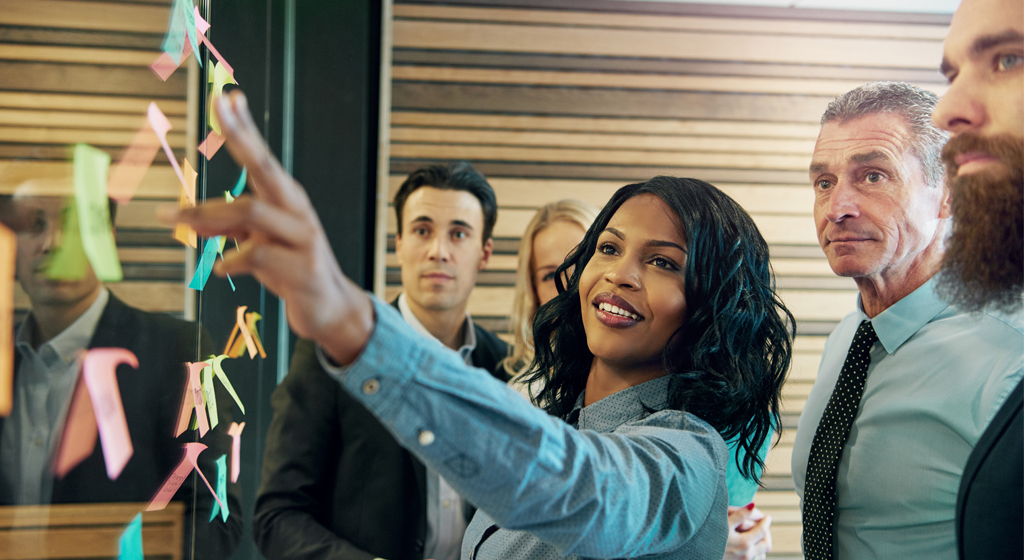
left=0, top=294, right=243, bottom=560
left=253, top=303, right=509, bottom=560
left=956, top=378, right=1023, bottom=560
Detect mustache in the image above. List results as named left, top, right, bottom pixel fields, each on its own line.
left=942, top=133, right=1024, bottom=176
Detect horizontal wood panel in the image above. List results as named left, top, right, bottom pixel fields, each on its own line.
left=0, top=61, right=187, bottom=97
left=0, top=108, right=186, bottom=130
left=392, top=111, right=823, bottom=138
left=1, top=161, right=186, bottom=199
left=15, top=281, right=184, bottom=313
left=0, top=44, right=159, bottom=66
left=0, top=92, right=187, bottom=115
left=393, top=20, right=943, bottom=68
left=390, top=143, right=814, bottom=170
left=0, top=125, right=185, bottom=148
left=392, top=66, right=946, bottom=98
left=116, top=200, right=173, bottom=229
left=394, top=5, right=948, bottom=40
left=392, top=83, right=832, bottom=123
left=0, top=1, right=171, bottom=34
left=118, top=246, right=186, bottom=263
left=390, top=127, right=817, bottom=155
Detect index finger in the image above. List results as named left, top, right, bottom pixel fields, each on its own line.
left=215, top=90, right=300, bottom=211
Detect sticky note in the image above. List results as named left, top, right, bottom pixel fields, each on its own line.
left=150, top=52, right=178, bottom=82
left=198, top=130, right=225, bottom=160
left=160, top=0, right=187, bottom=65
left=107, top=121, right=161, bottom=204
left=231, top=167, right=247, bottom=197
left=183, top=158, right=197, bottom=206
left=82, top=348, right=138, bottom=480
left=207, top=62, right=237, bottom=135
left=146, top=442, right=225, bottom=513
left=209, top=355, right=244, bottom=414
left=194, top=6, right=210, bottom=36
left=179, top=0, right=200, bottom=68
left=193, top=10, right=234, bottom=83
left=227, top=421, right=244, bottom=483
left=45, top=198, right=89, bottom=280
left=118, top=513, right=143, bottom=560
left=0, top=223, right=12, bottom=417
left=172, top=191, right=197, bottom=248
left=188, top=236, right=221, bottom=291
left=201, top=362, right=218, bottom=429
left=224, top=306, right=262, bottom=359
left=147, top=103, right=188, bottom=194
left=73, top=144, right=122, bottom=282
left=187, top=361, right=210, bottom=437
left=246, top=311, right=267, bottom=358
left=174, top=361, right=209, bottom=437
left=52, top=375, right=97, bottom=478
left=209, top=454, right=228, bottom=522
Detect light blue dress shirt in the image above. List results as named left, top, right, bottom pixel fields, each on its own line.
left=792, top=278, right=1024, bottom=559
left=318, top=295, right=729, bottom=560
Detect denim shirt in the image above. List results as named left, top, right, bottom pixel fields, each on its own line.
left=318, top=295, right=729, bottom=559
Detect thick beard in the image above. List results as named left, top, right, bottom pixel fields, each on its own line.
left=937, top=133, right=1024, bottom=313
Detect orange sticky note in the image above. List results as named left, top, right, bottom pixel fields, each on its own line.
left=146, top=103, right=188, bottom=194
left=172, top=190, right=197, bottom=249
left=245, top=312, right=266, bottom=359
left=0, top=223, right=13, bottom=417
left=182, top=157, right=197, bottom=206
left=223, top=306, right=256, bottom=359
left=52, top=373, right=97, bottom=478
left=107, top=120, right=161, bottom=203
left=174, top=362, right=210, bottom=437
left=146, top=442, right=225, bottom=512
left=197, top=130, right=225, bottom=160
left=227, top=421, right=244, bottom=483
left=82, top=348, right=138, bottom=480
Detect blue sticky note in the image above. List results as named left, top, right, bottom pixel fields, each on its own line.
left=209, top=454, right=229, bottom=522
left=188, top=235, right=221, bottom=291
left=161, top=0, right=187, bottom=65
left=231, top=167, right=247, bottom=197
left=118, top=513, right=143, bottom=560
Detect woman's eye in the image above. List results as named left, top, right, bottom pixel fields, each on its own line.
left=997, top=53, right=1023, bottom=72
left=651, top=257, right=676, bottom=270
left=541, top=272, right=555, bottom=282
left=598, top=243, right=617, bottom=255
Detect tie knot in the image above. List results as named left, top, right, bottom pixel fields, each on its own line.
left=854, top=320, right=878, bottom=347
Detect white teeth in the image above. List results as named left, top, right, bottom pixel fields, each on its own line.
left=598, top=302, right=640, bottom=321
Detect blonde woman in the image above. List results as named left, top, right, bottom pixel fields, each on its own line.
left=502, top=200, right=599, bottom=397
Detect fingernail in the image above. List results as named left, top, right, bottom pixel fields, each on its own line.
left=156, top=204, right=179, bottom=225
left=744, top=502, right=756, bottom=511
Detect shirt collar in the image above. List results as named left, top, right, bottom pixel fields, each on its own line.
left=397, top=293, right=477, bottom=359
left=572, top=375, right=674, bottom=433
left=856, top=277, right=948, bottom=355
left=16, top=288, right=109, bottom=365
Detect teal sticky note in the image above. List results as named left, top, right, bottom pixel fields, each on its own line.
left=161, top=0, right=187, bottom=64
left=209, top=454, right=229, bottom=522
left=231, top=167, right=247, bottom=197
left=118, top=513, right=143, bottom=560
left=188, top=235, right=221, bottom=290
left=73, top=143, right=122, bottom=282
left=180, top=0, right=201, bottom=68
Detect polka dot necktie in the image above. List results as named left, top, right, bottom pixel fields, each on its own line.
left=802, top=320, right=877, bottom=560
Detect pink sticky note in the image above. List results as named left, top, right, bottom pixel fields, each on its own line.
left=198, top=32, right=234, bottom=82
left=236, top=306, right=258, bottom=359
left=53, top=377, right=98, bottom=478
left=107, top=121, right=161, bottom=203
left=187, top=361, right=210, bottom=437
left=147, top=102, right=188, bottom=194
left=194, top=6, right=210, bottom=36
left=146, top=442, right=225, bottom=513
left=150, top=52, right=178, bottom=82
left=227, top=421, right=245, bottom=483
left=197, top=130, right=225, bottom=160
left=82, top=348, right=138, bottom=480
left=174, top=361, right=209, bottom=437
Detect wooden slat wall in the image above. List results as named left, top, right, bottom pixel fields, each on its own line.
left=0, top=0, right=191, bottom=320
left=383, top=3, right=950, bottom=557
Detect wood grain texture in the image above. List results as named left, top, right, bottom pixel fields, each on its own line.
left=0, top=1, right=171, bottom=34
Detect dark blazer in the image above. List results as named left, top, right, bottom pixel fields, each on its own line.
left=0, top=294, right=243, bottom=560
left=253, top=302, right=509, bottom=560
left=956, top=378, right=1023, bottom=560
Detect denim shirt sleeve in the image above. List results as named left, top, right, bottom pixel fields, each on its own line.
left=316, top=295, right=724, bottom=558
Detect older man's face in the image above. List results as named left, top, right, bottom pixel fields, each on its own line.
left=932, top=0, right=1023, bottom=312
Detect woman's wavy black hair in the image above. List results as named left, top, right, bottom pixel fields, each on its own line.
left=525, top=177, right=795, bottom=482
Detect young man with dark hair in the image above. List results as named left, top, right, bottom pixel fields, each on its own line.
left=254, top=161, right=509, bottom=560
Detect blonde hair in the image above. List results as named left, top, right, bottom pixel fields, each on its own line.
left=502, top=199, right=599, bottom=380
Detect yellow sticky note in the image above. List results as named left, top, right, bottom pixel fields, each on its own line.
left=72, top=144, right=121, bottom=281
left=0, top=223, right=13, bottom=417
left=207, top=62, right=237, bottom=135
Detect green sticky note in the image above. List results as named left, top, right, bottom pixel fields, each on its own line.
left=209, top=454, right=229, bottom=522
left=72, top=144, right=122, bottom=281
left=211, top=355, right=244, bottom=414
left=202, top=362, right=218, bottom=429
left=118, top=513, right=143, bottom=560
left=45, top=199, right=90, bottom=280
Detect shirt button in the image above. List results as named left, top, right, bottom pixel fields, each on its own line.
left=362, top=379, right=380, bottom=395
left=418, top=430, right=435, bottom=446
